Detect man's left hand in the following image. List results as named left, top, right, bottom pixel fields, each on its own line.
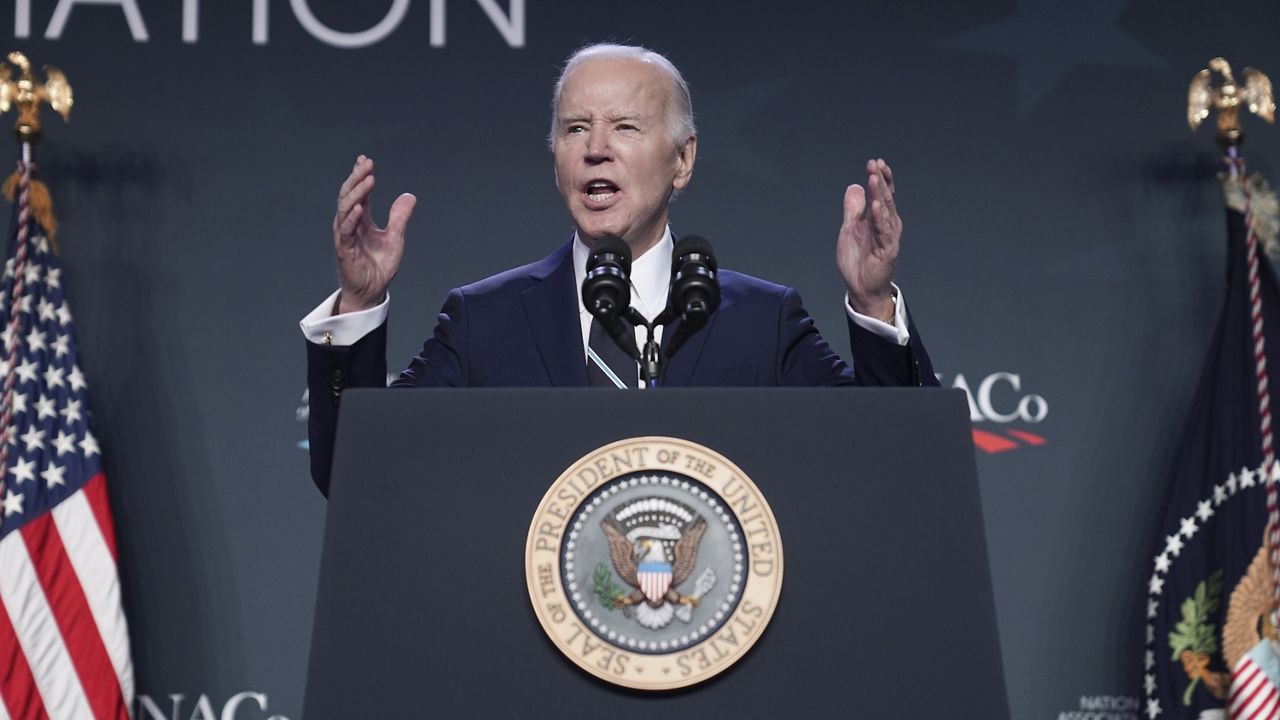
left=837, top=158, right=901, bottom=323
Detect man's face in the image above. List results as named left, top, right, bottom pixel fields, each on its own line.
left=553, top=57, right=696, bottom=255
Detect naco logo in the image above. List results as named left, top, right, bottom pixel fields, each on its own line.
left=136, top=691, right=289, bottom=720
left=938, top=372, right=1049, bottom=455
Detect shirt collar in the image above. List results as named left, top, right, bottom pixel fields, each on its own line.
left=572, top=228, right=673, bottom=322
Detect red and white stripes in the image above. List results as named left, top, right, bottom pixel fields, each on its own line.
left=1232, top=652, right=1280, bottom=720
left=0, top=473, right=133, bottom=719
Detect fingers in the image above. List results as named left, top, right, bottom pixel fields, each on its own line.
left=879, top=159, right=894, bottom=191
left=842, top=184, right=867, bottom=226
left=337, top=202, right=364, bottom=240
left=337, top=173, right=375, bottom=218
left=338, top=155, right=374, bottom=205
left=386, top=193, right=418, bottom=238
left=866, top=158, right=894, bottom=210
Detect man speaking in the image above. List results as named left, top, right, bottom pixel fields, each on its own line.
left=300, top=43, right=937, bottom=496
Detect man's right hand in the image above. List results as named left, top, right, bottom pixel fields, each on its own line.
left=333, top=155, right=417, bottom=314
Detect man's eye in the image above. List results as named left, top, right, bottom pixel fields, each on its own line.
left=567, top=125, right=587, bottom=134
left=617, top=124, right=638, bottom=132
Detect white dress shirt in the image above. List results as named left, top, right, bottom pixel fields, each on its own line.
left=300, top=228, right=911, bottom=371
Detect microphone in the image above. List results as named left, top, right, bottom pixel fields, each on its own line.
left=669, top=235, right=720, bottom=331
left=582, top=235, right=632, bottom=322
left=581, top=235, right=640, bottom=360
left=661, top=235, right=721, bottom=363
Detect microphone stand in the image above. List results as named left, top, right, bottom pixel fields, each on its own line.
left=624, top=308, right=673, bottom=389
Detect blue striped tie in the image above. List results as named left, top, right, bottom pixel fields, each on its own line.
left=587, top=318, right=637, bottom=389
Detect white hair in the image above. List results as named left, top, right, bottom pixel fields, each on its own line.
left=547, top=43, right=697, bottom=150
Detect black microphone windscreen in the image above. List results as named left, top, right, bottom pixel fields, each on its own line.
left=589, top=235, right=631, bottom=265
left=673, top=234, right=714, bottom=259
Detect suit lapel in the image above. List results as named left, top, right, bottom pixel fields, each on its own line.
left=523, top=240, right=589, bottom=387
left=659, top=311, right=717, bottom=387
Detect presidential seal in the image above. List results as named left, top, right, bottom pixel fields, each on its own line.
left=525, top=436, right=783, bottom=690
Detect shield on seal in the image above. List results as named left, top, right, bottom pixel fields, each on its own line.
left=637, top=560, right=673, bottom=604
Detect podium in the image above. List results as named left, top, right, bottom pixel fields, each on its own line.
left=304, top=388, right=1009, bottom=717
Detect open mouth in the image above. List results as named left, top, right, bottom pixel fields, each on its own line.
left=584, top=180, right=619, bottom=203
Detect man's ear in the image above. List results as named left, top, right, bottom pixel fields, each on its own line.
left=673, top=135, right=697, bottom=191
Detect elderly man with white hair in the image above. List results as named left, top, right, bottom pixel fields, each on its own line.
left=300, top=43, right=937, bottom=496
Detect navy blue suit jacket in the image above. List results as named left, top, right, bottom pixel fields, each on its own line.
left=307, top=240, right=937, bottom=495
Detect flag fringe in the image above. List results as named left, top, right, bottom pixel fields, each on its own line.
left=1225, top=172, right=1280, bottom=258
left=1, top=170, right=57, bottom=252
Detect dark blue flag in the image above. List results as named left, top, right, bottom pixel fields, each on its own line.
left=1144, top=168, right=1280, bottom=719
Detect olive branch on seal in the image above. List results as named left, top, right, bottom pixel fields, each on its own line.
left=1168, top=569, right=1225, bottom=705
left=593, top=562, right=630, bottom=617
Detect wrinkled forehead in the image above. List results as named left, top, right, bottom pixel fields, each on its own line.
left=555, top=57, right=670, bottom=120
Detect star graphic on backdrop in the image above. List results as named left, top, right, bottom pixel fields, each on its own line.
left=696, top=78, right=794, bottom=181
left=938, top=0, right=1165, bottom=116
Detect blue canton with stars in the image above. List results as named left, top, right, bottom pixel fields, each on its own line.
left=0, top=215, right=100, bottom=541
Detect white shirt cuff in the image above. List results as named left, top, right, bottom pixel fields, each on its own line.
left=299, top=289, right=390, bottom=346
left=845, top=283, right=910, bottom=346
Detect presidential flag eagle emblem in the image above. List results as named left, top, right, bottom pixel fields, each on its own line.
left=526, top=437, right=783, bottom=690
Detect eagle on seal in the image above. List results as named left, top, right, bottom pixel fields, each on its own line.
left=601, top=514, right=707, bottom=630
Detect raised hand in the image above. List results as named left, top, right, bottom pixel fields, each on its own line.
left=333, top=155, right=417, bottom=314
left=836, top=158, right=901, bottom=323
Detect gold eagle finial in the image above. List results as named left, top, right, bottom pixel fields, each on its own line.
left=0, top=51, right=72, bottom=145
left=1189, top=57, right=1274, bottom=148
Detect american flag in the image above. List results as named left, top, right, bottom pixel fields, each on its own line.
left=0, top=166, right=133, bottom=719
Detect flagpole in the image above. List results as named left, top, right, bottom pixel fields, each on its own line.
left=0, top=52, right=71, bottom=532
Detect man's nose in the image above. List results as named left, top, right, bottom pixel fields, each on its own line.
left=585, top=128, right=611, bottom=162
